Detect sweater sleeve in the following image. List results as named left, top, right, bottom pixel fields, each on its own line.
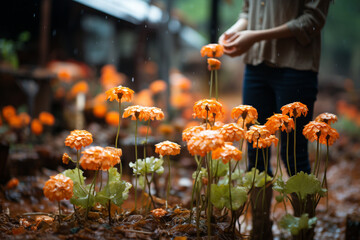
left=287, top=0, right=330, bottom=46
left=239, top=0, right=249, bottom=20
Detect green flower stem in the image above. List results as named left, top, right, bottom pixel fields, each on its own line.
left=166, top=155, right=171, bottom=209
left=115, top=101, right=122, bottom=148
left=144, top=162, right=155, bottom=210
left=107, top=171, right=111, bottom=224
left=286, top=132, right=292, bottom=176
left=206, top=152, right=213, bottom=238
left=316, top=143, right=322, bottom=177
left=144, top=120, right=151, bottom=159
left=76, top=149, right=83, bottom=185
left=251, top=139, right=259, bottom=189
left=134, top=119, right=139, bottom=211
left=196, top=180, right=201, bottom=239
left=209, top=70, right=213, bottom=98
left=190, top=156, right=203, bottom=223
left=294, top=117, right=297, bottom=174
left=312, top=139, right=320, bottom=175
left=58, top=201, right=61, bottom=224
left=228, top=161, right=233, bottom=217
left=86, top=170, right=98, bottom=219
left=322, top=140, right=330, bottom=209
left=215, top=70, right=218, bottom=100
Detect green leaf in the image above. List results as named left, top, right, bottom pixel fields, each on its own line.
left=284, top=172, right=322, bottom=200
left=62, top=168, right=85, bottom=184
left=279, top=214, right=317, bottom=236
left=210, top=184, right=247, bottom=210
left=129, top=157, right=164, bottom=175
left=273, top=176, right=286, bottom=193
left=95, top=167, right=132, bottom=207
left=242, top=168, right=272, bottom=189
left=211, top=159, right=229, bottom=178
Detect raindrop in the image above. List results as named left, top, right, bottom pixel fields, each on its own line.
left=33, top=13, right=36, bottom=18
left=105, top=15, right=108, bottom=19
left=131, top=77, right=134, bottom=82
left=313, top=27, right=315, bottom=31
left=145, top=24, right=147, bottom=28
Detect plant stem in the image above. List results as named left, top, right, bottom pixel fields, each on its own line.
left=166, top=155, right=171, bottom=209
left=294, top=117, right=297, bottom=174
left=251, top=139, right=259, bottom=189
left=190, top=156, right=203, bottom=223
left=215, top=70, right=218, bottom=100
left=145, top=162, right=155, bottom=210
left=115, top=101, right=122, bottom=149
left=313, top=139, right=320, bottom=175
left=273, top=131, right=282, bottom=178
left=286, top=133, right=292, bottom=176
left=228, top=160, right=233, bottom=228
left=144, top=120, right=150, bottom=159
left=134, top=119, right=138, bottom=211
left=209, top=70, right=213, bottom=98
left=206, top=152, right=212, bottom=238
left=86, top=170, right=98, bottom=219
left=107, top=171, right=111, bottom=224
left=77, top=149, right=83, bottom=185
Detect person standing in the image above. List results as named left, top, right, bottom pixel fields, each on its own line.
left=219, top=1, right=331, bottom=239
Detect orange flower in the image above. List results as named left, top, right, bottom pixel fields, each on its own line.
left=219, top=123, right=245, bottom=142
left=70, top=81, right=89, bottom=96
left=315, top=113, right=338, bottom=125
left=245, top=125, right=271, bottom=148
left=39, top=112, right=55, bottom=126
left=193, top=99, right=224, bottom=121
left=100, top=65, right=125, bottom=90
left=62, top=153, right=70, bottom=165
left=231, top=105, right=258, bottom=124
left=18, top=112, right=31, bottom=126
left=123, top=106, right=164, bottom=121
left=58, top=70, right=72, bottom=82
left=105, top=85, right=134, bottom=103
left=2, top=105, right=16, bottom=121
left=80, top=146, right=120, bottom=171
left=255, top=135, right=279, bottom=149
left=303, top=121, right=339, bottom=146
left=8, top=115, right=22, bottom=129
left=31, top=119, right=43, bottom=135
left=171, top=92, right=193, bottom=109
left=158, top=124, right=174, bottom=136
left=105, top=146, right=123, bottom=159
left=43, top=174, right=73, bottom=202
left=149, top=80, right=167, bottom=94
left=200, top=44, right=224, bottom=58
left=212, top=143, right=242, bottom=164
left=155, top=140, right=181, bottom=156
left=170, top=73, right=192, bottom=90
left=65, top=130, right=93, bottom=150
left=6, top=178, right=19, bottom=189
left=187, top=130, right=224, bottom=157
left=281, top=102, right=308, bottom=118
left=182, top=125, right=206, bottom=142
left=133, top=89, right=154, bottom=107
left=93, top=104, right=107, bottom=118
left=105, top=111, right=119, bottom=126
left=207, top=58, right=221, bottom=71
left=265, top=114, right=295, bottom=134
left=151, top=208, right=167, bottom=218
left=139, top=125, right=151, bottom=136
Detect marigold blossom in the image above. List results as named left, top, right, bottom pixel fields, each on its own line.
left=105, top=111, right=120, bottom=126
left=65, top=130, right=93, bottom=150
left=39, top=112, right=55, bottom=126
left=200, top=44, right=224, bottom=58
left=212, top=143, right=242, bottom=164
left=93, top=104, right=107, bottom=118
left=315, top=112, right=338, bottom=125
left=182, top=125, right=206, bottom=142
left=220, top=123, right=245, bottom=142
left=43, top=174, right=73, bottom=202
left=149, top=80, right=167, bottom=94
left=8, top=115, right=22, bottom=129
left=193, top=99, right=224, bottom=121
left=151, top=208, right=167, bottom=218
left=265, top=114, right=295, bottom=134
left=6, top=178, right=19, bottom=189
left=155, top=140, right=181, bottom=156
left=187, top=130, right=225, bottom=157
left=158, top=124, right=174, bottom=136
left=105, top=85, right=134, bottom=103
left=245, top=125, right=271, bottom=146
left=18, top=112, right=31, bottom=126
left=123, top=105, right=164, bottom=121
left=80, top=146, right=120, bottom=171
left=31, top=119, right=43, bottom=135
left=62, top=153, right=70, bottom=165
left=105, top=146, right=123, bottom=158
left=207, top=58, right=221, bottom=71
left=254, top=135, right=279, bottom=149
left=2, top=105, right=16, bottom=121
left=303, top=121, right=339, bottom=146
left=231, top=105, right=258, bottom=124
left=70, top=81, right=89, bottom=96
left=281, top=102, right=308, bottom=118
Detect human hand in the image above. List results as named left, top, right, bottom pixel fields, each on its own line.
left=222, top=30, right=260, bottom=57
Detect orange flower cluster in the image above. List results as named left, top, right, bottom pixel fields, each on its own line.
left=336, top=100, right=360, bottom=126
left=123, top=106, right=164, bottom=121
left=187, top=130, right=225, bottom=157
left=93, top=104, right=107, bottom=118
left=6, top=178, right=19, bottom=190
left=43, top=174, right=73, bottom=202
left=70, top=81, right=89, bottom=97
left=2, top=105, right=16, bottom=120
left=100, top=65, right=125, bottom=90
left=149, top=80, right=167, bottom=94
left=303, top=121, right=339, bottom=146
left=65, top=130, right=93, bottom=150
left=62, top=153, right=70, bottom=164
left=151, top=208, right=167, bottom=218
left=193, top=99, right=224, bottom=121
left=182, top=125, right=206, bottom=142
left=80, top=146, right=120, bottom=171
left=231, top=105, right=258, bottom=124
left=105, top=111, right=119, bottom=126
left=212, top=143, right=242, bottom=164
left=133, top=89, right=154, bottom=107
left=253, top=135, right=279, bottom=149
left=106, top=85, right=134, bottom=103
left=315, top=112, right=338, bottom=125
left=105, top=146, right=123, bottom=158
left=281, top=102, right=308, bottom=118
left=31, top=119, right=43, bottom=135
left=8, top=115, right=23, bottom=129
left=155, top=140, right=181, bottom=156
left=39, top=112, right=55, bottom=126
left=245, top=125, right=271, bottom=148
left=200, top=44, right=224, bottom=58
left=265, top=114, right=295, bottom=134
left=207, top=58, right=221, bottom=71
left=219, top=123, right=245, bottom=142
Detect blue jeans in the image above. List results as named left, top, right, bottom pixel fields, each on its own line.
left=243, top=63, right=318, bottom=176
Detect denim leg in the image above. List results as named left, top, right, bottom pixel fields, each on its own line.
left=243, top=64, right=276, bottom=175
left=272, top=67, right=318, bottom=175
